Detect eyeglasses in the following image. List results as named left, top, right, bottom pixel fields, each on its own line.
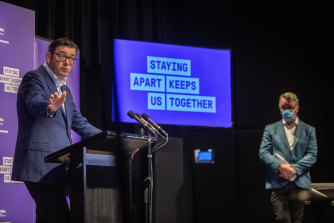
left=52, top=52, right=78, bottom=64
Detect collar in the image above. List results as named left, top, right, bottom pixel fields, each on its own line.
left=282, top=117, right=299, bottom=129
left=43, top=63, right=67, bottom=88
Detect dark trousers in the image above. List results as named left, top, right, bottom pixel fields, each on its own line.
left=25, top=182, right=70, bottom=223
left=270, top=182, right=307, bottom=223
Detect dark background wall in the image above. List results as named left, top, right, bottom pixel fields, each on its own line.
left=2, top=0, right=334, bottom=222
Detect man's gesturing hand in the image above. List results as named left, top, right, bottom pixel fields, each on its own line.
left=48, top=91, right=66, bottom=113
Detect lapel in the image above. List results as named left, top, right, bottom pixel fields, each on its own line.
left=292, top=120, right=303, bottom=150
left=62, top=85, right=72, bottom=144
left=61, top=85, right=70, bottom=123
left=58, top=84, right=71, bottom=143
left=41, top=66, right=58, bottom=97
left=278, top=121, right=290, bottom=151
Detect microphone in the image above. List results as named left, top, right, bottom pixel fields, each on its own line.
left=142, top=113, right=168, bottom=136
left=127, top=111, right=158, bottom=134
left=135, top=113, right=159, bottom=134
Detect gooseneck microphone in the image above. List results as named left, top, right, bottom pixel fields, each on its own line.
left=127, top=111, right=158, bottom=134
left=142, top=113, right=168, bottom=136
left=136, top=113, right=160, bottom=134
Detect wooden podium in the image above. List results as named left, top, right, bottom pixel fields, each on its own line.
left=45, top=131, right=150, bottom=223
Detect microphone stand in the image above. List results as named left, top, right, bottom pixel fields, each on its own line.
left=144, top=131, right=154, bottom=223
left=127, top=111, right=166, bottom=223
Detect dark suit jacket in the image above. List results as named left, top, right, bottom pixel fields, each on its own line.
left=12, top=65, right=102, bottom=184
left=259, top=120, right=317, bottom=189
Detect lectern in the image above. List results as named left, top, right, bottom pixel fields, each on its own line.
left=44, top=131, right=151, bottom=223
left=303, top=183, right=334, bottom=222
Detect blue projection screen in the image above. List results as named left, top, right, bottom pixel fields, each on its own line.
left=113, top=39, right=232, bottom=127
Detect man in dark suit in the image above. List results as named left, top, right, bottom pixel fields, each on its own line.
left=11, top=38, right=102, bottom=223
left=259, top=92, right=317, bottom=223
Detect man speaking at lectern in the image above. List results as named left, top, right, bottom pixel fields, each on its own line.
left=12, top=38, right=102, bottom=223
left=259, top=92, right=317, bottom=223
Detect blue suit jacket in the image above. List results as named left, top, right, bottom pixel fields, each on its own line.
left=12, top=65, right=102, bottom=184
left=259, top=120, right=317, bottom=189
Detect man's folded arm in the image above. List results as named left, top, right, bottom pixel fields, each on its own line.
left=259, top=127, right=282, bottom=171
left=291, top=128, right=317, bottom=176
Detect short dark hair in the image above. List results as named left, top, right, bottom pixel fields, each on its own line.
left=48, top=38, right=79, bottom=54
left=278, top=92, right=299, bottom=107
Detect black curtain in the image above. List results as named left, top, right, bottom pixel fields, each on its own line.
left=3, top=0, right=176, bottom=130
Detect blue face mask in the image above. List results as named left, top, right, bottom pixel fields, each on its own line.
left=281, top=110, right=295, bottom=122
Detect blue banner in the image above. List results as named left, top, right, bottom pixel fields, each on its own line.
left=114, top=39, right=232, bottom=127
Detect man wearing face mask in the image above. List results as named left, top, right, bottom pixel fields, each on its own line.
left=259, top=92, right=317, bottom=223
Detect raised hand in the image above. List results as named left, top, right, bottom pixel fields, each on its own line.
left=48, top=91, right=66, bottom=113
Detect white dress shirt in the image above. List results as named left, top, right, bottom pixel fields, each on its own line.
left=282, top=117, right=298, bottom=150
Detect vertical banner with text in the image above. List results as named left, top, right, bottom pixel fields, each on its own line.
left=0, top=1, right=35, bottom=222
